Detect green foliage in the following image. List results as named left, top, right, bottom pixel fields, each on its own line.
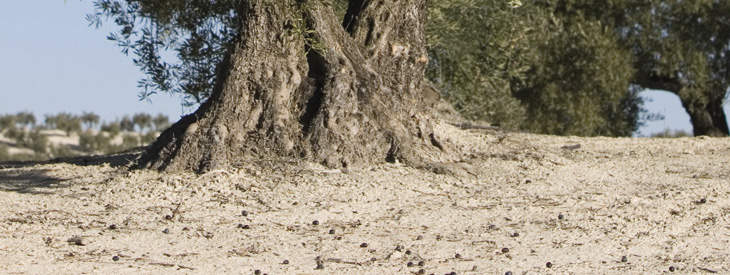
left=14, top=111, right=36, bottom=128
left=121, top=134, right=140, bottom=149
left=49, top=145, right=81, bottom=159
left=0, top=144, right=9, bottom=161
left=549, top=0, right=729, bottom=135
left=119, top=116, right=135, bottom=132
left=152, top=113, right=170, bottom=131
left=101, top=121, right=122, bottom=137
left=426, top=0, right=531, bottom=129
left=132, top=113, right=152, bottom=132
left=515, top=18, right=641, bottom=136
left=88, top=0, right=243, bottom=106
left=26, top=129, right=49, bottom=154
left=45, top=113, right=82, bottom=136
left=81, top=111, right=101, bottom=130
left=0, top=115, right=16, bottom=131
left=5, top=126, right=25, bottom=145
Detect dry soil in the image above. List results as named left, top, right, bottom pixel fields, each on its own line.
left=1, top=123, right=728, bottom=274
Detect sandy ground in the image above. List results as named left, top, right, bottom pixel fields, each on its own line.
left=0, top=123, right=728, bottom=275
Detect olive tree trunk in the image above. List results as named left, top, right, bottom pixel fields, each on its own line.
left=679, top=91, right=729, bottom=137
left=137, top=0, right=449, bottom=172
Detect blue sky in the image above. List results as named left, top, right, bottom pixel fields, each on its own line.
left=1, top=1, right=728, bottom=136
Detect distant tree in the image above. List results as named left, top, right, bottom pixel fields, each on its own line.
left=152, top=114, right=170, bottom=131
left=79, top=131, right=112, bottom=153
left=80, top=111, right=101, bottom=130
left=132, top=113, right=152, bottom=132
left=426, top=0, right=643, bottom=135
left=14, top=111, right=36, bottom=129
left=44, top=114, right=57, bottom=129
left=100, top=121, right=122, bottom=137
left=545, top=0, right=729, bottom=136
left=514, top=17, right=642, bottom=136
left=0, top=115, right=16, bottom=132
left=119, top=116, right=135, bottom=132
left=5, top=126, right=26, bottom=146
left=50, top=113, right=82, bottom=136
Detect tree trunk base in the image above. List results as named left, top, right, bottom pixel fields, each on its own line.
left=135, top=1, right=458, bottom=173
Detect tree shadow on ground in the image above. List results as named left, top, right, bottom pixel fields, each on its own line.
left=0, top=148, right=144, bottom=194
left=0, top=168, right=70, bottom=194
left=0, top=147, right=144, bottom=170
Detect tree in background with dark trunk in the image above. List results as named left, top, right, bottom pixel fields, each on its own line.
left=92, top=0, right=450, bottom=172
left=548, top=0, right=729, bottom=136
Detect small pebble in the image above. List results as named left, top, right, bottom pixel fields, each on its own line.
left=621, top=255, right=628, bottom=262
left=164, top=214, right=173, bottom=220
left=669, top=266, right=675, bottom=272
left=335, top=236, right=342, bottom=240
left=238, top=224, right=250, bottom=229
left=505, top=272, right=513, bottom=275
left=315, top=263, right=324, bottom=270
left=112, top=255, right=119, bottom=261
left=370, top=257, right=377, bottom=262
left=395, top=245, right=404, bottom=252
left=312, top=220, right=319, bottom=225
left=558, top=214, right=564, bottom=220
left=455, top=253, right=462, bottom=259
left=360, top=242, right=368, bottom=248
left=697, top=198, right=707, bottom=204
left=501, top=247, right=510, bottom=253
left=241, top=210, right=249, bottom=217
left=162, top=228, right=169, bottom=234
left=405, top=250, right=412, bottom=255
left=67, top=236, right=84, bottom=246
left=108, top=224, right=118, bottom=230
left=416, top=235, right=423, bottom=240
left=282, top=259, right=289, bottom=264
left=328, top=229, right=335, bottom=234
left=417, top=269, right=425, bottom=275
left=418, top=261, right=425, bottom=266
left=407, top=262, right=414, bottom=267
left=546, top=262, right=553, bottom=268
left=511, top=232, right=519, bottom=237
left=254, top=270, right=261, bottom=275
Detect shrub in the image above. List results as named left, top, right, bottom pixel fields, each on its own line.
left=0, top=115, right=16, bottom=133
left=26, top=129, right=49, bottom=154
left=0, top=144, right=9, bottom=161
left=121, top=134, right=140, bottom=149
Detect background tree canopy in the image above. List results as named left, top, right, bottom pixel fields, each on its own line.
left=90, top=0, right=729, bottom=137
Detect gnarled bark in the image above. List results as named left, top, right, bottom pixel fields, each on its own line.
left=137, top=0, right=451, bottom=172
